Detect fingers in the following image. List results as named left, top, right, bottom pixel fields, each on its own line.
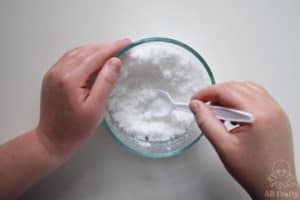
left=63, top=44, right=97, bottom=60
left=242, top=81, right=266, bottom=94
left=52, top=44, right=96, bottom=72
left=74, top=38, right=130, bottom=78
left=192, top=83, right=249, bottom=110
left=190, top=100, right=231, bottom=150
left=51, top=38, right=130, bottom=77
left=87, top=57, right=121, bottom=108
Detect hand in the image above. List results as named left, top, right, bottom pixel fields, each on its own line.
left=190, top=81, right=298, bottom=199
left=36, top=39, right=130, bottom=159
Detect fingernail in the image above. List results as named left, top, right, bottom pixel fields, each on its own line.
left=190, top=100, right=201, bottom=114
left=107, top=57, right=121, bottom=73
left=120, top=38, right=131, bottom=42
left=115, top=38, right=131, bottom=45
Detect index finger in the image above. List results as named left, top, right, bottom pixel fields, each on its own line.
left=191, top=83, right=251, bottom=110
left=74, top=38, right=131, bottom=77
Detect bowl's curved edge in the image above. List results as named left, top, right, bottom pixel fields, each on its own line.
left=101, top=119, right=202, bottom=158
left=103, top=37, right=216, bottom=158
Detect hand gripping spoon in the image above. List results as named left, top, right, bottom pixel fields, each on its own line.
left=146, top=89, right=254, bottom=123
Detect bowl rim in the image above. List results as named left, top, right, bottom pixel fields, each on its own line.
left=102, top=37, right=215, bottom=158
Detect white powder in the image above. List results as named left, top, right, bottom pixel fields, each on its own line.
left=107, top=42, right=211, bottom=143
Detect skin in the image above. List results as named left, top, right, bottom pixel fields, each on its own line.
left=0, top=40, right=298, bottom=199
left=0, top=38, right=130, bottom=199
left=190, top=81, right=299, bottom=199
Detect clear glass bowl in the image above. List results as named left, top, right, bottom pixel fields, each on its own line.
left=103, top=37, right=215, bottom=158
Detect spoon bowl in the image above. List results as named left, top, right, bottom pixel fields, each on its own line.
left=152, top=89, right=254, bottom=123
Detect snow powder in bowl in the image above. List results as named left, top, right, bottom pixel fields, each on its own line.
left=103, top=37, right=215, bottom=158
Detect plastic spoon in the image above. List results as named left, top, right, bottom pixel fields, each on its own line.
left=149, top=89, right=254, bottom=123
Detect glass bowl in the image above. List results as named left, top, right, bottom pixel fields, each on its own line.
left=103, top=37, right=215, bottom=158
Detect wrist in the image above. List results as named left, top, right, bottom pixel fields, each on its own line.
left=33, top=127, right=73, bottom=164
left=246, top=170, right=300, bottom=200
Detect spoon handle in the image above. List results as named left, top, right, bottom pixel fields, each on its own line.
left=174, top=103, right=191, bottom=112
left=209, top=105, right=254, bottom=123
left=174, top=103, right=253, bottom=123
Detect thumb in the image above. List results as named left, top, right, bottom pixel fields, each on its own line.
left=88, top=57, right=121, bottom=106
left=190, top=100, right=229, bottom=150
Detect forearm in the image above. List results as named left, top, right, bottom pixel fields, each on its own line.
left=0, top=129, right=66, bottom=199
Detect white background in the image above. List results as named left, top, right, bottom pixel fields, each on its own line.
left=0, top=0, right=299, bottom=199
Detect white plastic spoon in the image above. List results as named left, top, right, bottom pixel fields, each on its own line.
left=145, top=89, right=254, bottom=123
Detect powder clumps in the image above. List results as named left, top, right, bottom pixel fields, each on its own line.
left=107, top=42, right=210, bottom=143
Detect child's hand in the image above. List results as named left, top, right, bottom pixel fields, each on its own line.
left=190, top=81, right=298, bottom=199
left=36, top=39, right=130, bottom=158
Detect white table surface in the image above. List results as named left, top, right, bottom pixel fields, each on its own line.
left=0, top=0, right=299, bottom=199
